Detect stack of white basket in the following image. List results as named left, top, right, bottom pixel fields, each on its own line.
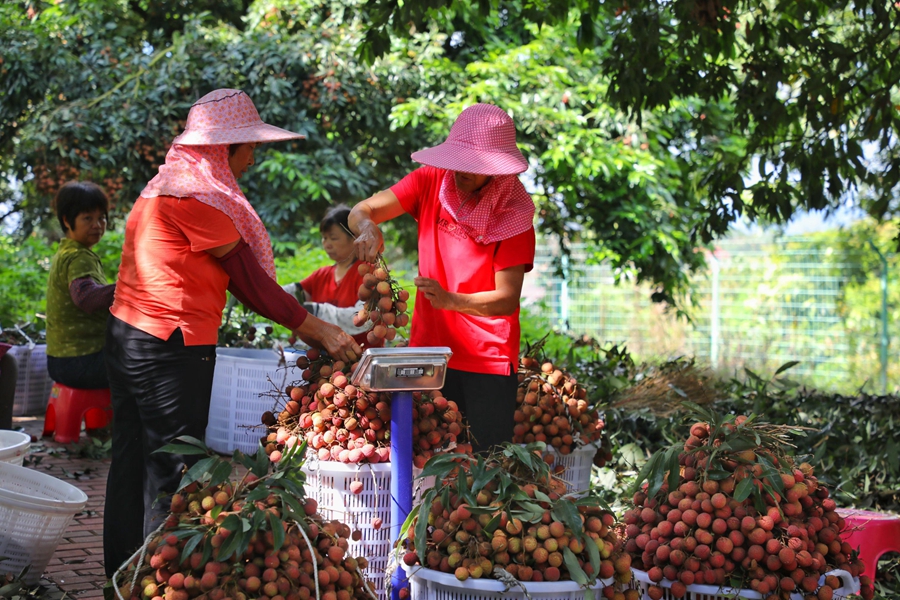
left=9, top=344, right=55, bottom=417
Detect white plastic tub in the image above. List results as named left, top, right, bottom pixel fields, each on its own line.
left=0, top=462, right=88, bottom=584
left=205, top=347, right=302, bottom=455
left=631, top=567, right=860, bottom=600
left=0, top=430, right=31, bottom=466
left=404, top=565, right=614, bottom=600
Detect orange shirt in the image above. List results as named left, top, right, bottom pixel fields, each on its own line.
left=111, top=196, right=241, bottom=345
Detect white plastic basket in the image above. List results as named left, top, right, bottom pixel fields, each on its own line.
left=545, top=443, right=597, bottom=496
left=404, top=565, right=614, bottom=600
left=205, top=348, right=302, bottom=455
left=303, top=457, right=434, bottom=600
left=631, top=568, right=860, bottom=600
left=9, top=344, right=54, bottom=417
left=304, top=459, right=392, bottom=598
left=0, top=462, right=88, bottom=584
left=0, top=430, right=31, bottom=466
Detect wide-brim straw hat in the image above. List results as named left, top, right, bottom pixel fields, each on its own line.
left=410, top=103, right=528, bottom=176
left=172, top=89, right=305, bottom=146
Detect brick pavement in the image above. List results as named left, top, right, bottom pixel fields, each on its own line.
left=12, top=416, right=110, bottom=600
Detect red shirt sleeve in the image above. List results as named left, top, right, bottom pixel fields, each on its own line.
left=301, top=267, right=329, bottom=301
left=174, top=199, right=241, bottom=252
left=494, top=227, right=536, bottom=273
left=390, top=167, right=436, bottom=220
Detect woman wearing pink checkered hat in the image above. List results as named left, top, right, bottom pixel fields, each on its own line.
left=103, top=89, right=362, bottom=577
left=349, top=103, right=535, bottom=454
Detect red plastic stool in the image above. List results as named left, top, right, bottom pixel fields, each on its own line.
left=838, top=507, right=900, bottom=580
left=42, top=383, right=112, bottom=444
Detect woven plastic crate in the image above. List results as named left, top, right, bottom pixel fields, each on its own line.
left=304, top=459, right=392, bottom=598
left=544, top=443, right=597, bottom=496
left=205, top=348, right=302, bottom=455
left=303, top=457, right=434, bottom=600
left=0, top=430, right=31, bottom=466
left=404, top=565, right=615, bottom=600
left=9, top=345, right=54, bottom=417
left=0, top=462, right=88, bottom=584
left=631, top=568, right=860, bottom=600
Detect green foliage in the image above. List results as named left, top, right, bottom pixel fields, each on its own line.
left=401, top=443, right=611, bottom=585
left=1, top=0, right=433, bottom=244
left=0, top=235, right=52, bottom=329
left=0, top=230, right=121, bottom=332
left=359, top=0, right=900, bottom=241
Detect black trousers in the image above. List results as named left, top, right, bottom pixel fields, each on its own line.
left=47, top=349, right=109, bottom=389
left=441, top=367, right=517, bottom=455
left=103, top=316, right=215, bottom=577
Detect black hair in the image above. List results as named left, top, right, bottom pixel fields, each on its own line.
left=53, top=181, right=109, bottom=233
left=320, top=204, right=352, bottom=237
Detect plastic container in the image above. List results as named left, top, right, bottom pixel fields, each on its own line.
left=404, top=565, right=615, bottom=600
left=545, top=443, right=597, bottom=496
left=9, top=344, right=55, bottom=417
left=304, top=459, right=392, bottom=598
left=631, top=568, right=860, bottom=600
left=0, top=430, right=31, bottom=466
left=303, top=457, right=434, bottom=600
left=0, top=462, right=88, bottom=584
left=205, top=348, right=302, bottom=455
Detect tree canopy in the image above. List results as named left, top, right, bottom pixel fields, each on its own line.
left=360, top=0, right=900, bottom=234
left=1, top=0, right=896, bottom=306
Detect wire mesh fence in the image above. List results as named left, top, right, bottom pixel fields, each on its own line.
left=525, top=235, right=898, bottom=392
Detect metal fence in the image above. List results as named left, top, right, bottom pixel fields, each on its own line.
left=525, top=236, right=898, bottom=392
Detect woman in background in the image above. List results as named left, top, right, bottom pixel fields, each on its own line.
left=283, top=204, right=369, bottom=346
left=45, top=181, right=115, bottom=389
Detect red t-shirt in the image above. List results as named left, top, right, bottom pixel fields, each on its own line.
left=111, top=196, right=241, bottom=345
left=302, top=261, right=369, bottom=346
left=391, top=166, right=535, bottom=375
left=301, top=261, right=365, bottom=308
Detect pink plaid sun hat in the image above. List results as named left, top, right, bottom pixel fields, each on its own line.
left=411, top=104, right=528, bottom=175
left=172, top=89, right=305, bottom=146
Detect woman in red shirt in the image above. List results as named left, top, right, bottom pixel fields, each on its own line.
left=349, top=104, right=535, bottom=453
left=103, top=89, right=361, bottom=577
left=283, top=205, right=370, bottom=346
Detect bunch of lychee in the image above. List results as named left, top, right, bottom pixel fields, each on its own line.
left=114, top=479, right=375, bottom=600
left=515, top=356, right=612, bottom=465
left=399, top=446, right=633, bottom=598
left=260, top=352, right=471, bottom=466
left=354, top=261, right=409, bottom=347
left=624, top=416, right=874, bottom=600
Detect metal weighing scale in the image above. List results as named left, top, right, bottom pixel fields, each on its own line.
left=350, top=346, right=452, bottom=600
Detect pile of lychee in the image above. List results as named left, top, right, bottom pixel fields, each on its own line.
left=515, top=356, right=613, bottom=471
left=260, top=350, right=471, bottom=466
left=399, top=444, right=633, bottom=597
left=354, top=261, right=409, bottom=347
left=114, top=457, right=375, bottom=600
left=624, top=415, right=875, bottom=600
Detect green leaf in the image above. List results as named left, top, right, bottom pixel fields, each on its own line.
left=153, top=443, right=210, bottom=456
left=179, top=532, right=204, bottom=565
left=774, top=361, right=800, bottom=375
left=267, top=512, right=285, bottom=551
left=734, top=477, right=754, bottom=502
left=705, top=469, right=733, bottom=481
left=562, top=547, right=590, bottom=585
left=177, top=457, right=218, bottom=491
